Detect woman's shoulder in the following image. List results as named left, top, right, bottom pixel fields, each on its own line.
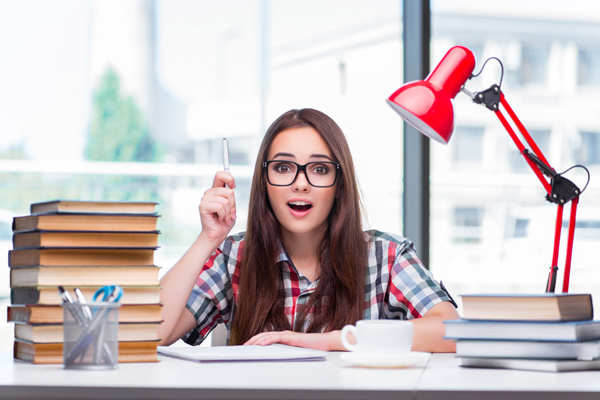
left=225, top=231, right=246, bottom=243
left=364, top=229, right=415, bottom=251
left=218, top=231, right=246, bottom=254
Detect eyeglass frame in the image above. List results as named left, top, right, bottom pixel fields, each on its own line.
left=262, top=160, right=341, bottom=188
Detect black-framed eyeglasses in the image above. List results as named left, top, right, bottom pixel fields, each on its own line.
left=263, top=160, right=341, bottom=188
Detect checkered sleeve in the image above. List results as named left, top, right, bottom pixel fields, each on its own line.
left=181, top=240, right=236, bottom=346
left=385, top=235, right=450, bottom=320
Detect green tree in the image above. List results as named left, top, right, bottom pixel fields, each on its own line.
left=86, top=67, right=161, bottom=162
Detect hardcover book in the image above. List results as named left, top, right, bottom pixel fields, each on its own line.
left=459, top=356, right=600, bottom=372
left=14, top=339, right=160, bottom=364
left=460, top=293, right=593, bottom=322
left=9, top=248, right=157, bottom=267
left=455, top=339, right=600, bottom=360
left=444, top=319, right=600, bottom=342
left=30, top=200, right=158, bottom=215
left=10, top=266, right=160, bottom=287
left=14, top=322, right=160, bottom=343
left=13, top=213, right=159, bottom=233
left=13, top=230, right=160, bottom=249
left=8, top=304, right=162, bottom=324
left=11, top=286, right=161, bottom=305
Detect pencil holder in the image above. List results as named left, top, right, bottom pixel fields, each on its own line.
left=62, top=302, right=121, bottom=370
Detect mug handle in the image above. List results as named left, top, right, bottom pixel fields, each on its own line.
left=340, top=324, right=358, bottom=352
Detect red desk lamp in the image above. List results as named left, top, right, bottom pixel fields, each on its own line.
left=387, top=46, right=589, bottom=293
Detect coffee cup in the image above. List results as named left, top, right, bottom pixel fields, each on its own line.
left=340, top=320, right=413, bottom=357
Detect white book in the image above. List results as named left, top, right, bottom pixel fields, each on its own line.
left=455, top=339, right=600, bottom=360
left=459, top=356, right=600, bottom=372
left=157, top=344, right=327, bottom=363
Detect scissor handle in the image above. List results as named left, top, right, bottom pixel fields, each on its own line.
left=93, top=285, right=123, bottom=302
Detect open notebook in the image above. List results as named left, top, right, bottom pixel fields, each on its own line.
left=157, top=344, right=327, bottom=363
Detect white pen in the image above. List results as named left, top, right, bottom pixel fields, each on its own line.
left=222, top=137, right=231, bottom=189
left=222, top=138, right=230, bottom=173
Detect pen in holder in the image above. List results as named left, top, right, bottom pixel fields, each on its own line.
left=61, top=286, right=122, bottom=370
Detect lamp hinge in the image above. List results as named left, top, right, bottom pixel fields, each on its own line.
left=472, top=84, right=501, bottom=111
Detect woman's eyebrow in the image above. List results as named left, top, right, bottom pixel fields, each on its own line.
left=272, top=152, right=296, bottom=159
left=271, top=152, right=333, bottom=161
left=310, top=154, right=333, bottom=161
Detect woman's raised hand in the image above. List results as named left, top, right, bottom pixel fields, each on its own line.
left=198, top=171, right=237, bottom=246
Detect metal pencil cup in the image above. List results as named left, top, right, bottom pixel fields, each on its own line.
left=63, top=302, right=121, bottom=370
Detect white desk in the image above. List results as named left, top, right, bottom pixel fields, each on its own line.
left=0, top=351, right=422, bottom=400
left=419, top=353, right=600, bottom=400
left=2, top=351, right=600, bottom=400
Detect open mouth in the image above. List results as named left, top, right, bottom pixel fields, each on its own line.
left=288, top=201, right=313, bottom=212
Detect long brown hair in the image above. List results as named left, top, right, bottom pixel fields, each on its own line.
left=229, top=109, right=366, bottom=345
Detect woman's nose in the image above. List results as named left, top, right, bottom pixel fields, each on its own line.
left=292, top=170, right=311, bottom=192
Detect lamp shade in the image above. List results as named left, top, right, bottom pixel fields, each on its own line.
left=387, top=46, right=476, bottom=144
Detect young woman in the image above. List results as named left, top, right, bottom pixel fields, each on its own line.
left=158, top=108, right=459, bottom=352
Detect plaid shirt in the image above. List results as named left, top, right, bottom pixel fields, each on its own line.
left=182, top=230, right=450, bottom=345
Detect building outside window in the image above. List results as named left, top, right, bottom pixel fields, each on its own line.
left=578, top=48, right=600, bottom=87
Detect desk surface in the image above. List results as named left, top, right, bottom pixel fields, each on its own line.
left=2, top=351, right=600, bottom=400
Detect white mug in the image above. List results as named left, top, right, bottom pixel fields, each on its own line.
left=340, top=320, right=413, bottom=356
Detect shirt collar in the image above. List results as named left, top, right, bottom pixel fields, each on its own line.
left=275, top=239, right=290, bottom=264
left=275, top=239, right=316, bottom=286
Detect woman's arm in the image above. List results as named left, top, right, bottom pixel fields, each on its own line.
left=157, top=172, right=236, bottom=346
left=243, top=301, right=459, bottom=352
left=410, top=301, right=459, bottom=353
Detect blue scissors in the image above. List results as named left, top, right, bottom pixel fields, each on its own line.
left=93, top=285, right=123, bottom=303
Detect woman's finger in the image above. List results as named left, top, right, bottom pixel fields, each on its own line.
left=212, top=171, right=236, bottom=189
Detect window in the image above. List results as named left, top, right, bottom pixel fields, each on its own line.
left=431, top=2, right=600, bottom=300
left=0, top=0, right=403, bottom=351
left=576, top=131, right=600, bottom=165
left=453, top=207, right=483, bottom=244
left=452, top=126, right=484, bottom=165
left=578, top=48, right=600, bottom=87
left=508, top=129, right=551, bottom=173
left=513, top=218, right=530, bottom=238
left=519, top=45, right=549, bottom=85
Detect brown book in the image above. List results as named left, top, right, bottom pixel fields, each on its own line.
left=9, top=248, right=157, bottom=267
left=30, top=200, right=158, bottom=215
left=15, top=322, right=160, bottom=343
left=14, top=339, right=159, bottom=364
left=13, top=230, right=160, bottom=249
left=13, top=213, right=159, bottom=233
left=461, top=293, right=593, bottom=321
left=10, top=266, right=160, bottom=287
left=8, top=304, right=163, bottom=324
left=11, top=286, right=161, bottom=305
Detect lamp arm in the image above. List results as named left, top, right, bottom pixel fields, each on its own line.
left=472, top=87, right=583, bottom=293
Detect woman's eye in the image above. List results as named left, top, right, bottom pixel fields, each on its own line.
left=312, top=165, right=329, bottom=175
left=275, top=163, right=294, bottom=173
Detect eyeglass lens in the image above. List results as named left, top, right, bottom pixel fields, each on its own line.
left=267, top=161, right=337, bottom=187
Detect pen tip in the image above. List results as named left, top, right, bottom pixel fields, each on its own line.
left=58, top=285, right=65, bottom=293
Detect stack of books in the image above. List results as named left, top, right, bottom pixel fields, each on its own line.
left=7, top=200, right=162, bottom=364
left=445, top=293, right=600, bottom=372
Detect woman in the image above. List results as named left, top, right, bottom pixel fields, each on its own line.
left=158, top=108, right=459, bottom=352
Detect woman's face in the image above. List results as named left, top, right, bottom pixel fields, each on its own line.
left=266, top=126, right=338, bottom=239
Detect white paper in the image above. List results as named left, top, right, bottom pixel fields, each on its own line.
left=157, top=344, right=327, bottom=363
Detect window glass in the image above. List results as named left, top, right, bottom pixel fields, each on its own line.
left=431, top=1, right=600, bottom=304
left=508, top=129, right=551, bottom=173
left=452, top=126, right=485, bottom=165
left=0, top=0, right=402, bottom=351
left=578, top=48, right=600, bottom=87
left=576, top=131, right=600, bottom=165
left=453, top=207, right=483, bottom=244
